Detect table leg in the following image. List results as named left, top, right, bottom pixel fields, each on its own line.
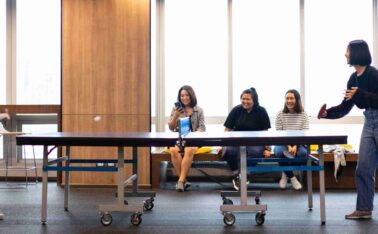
left=318, top=144, right=326, bottom=225
left=307, top=147, right=313, bottom=210
left=41, top=145, right=48, bottom=224
left=64, top=146, right=70, bottom=211
left=240, top=146, right=247, bottom=206
left=117, top=147, right=125, bottom=205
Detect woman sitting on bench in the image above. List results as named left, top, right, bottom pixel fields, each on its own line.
left=168, top=85, right=206, bottom=192
left=223, top=87, right=271, bottom=191
left=274, top=89, right=309, bottom=190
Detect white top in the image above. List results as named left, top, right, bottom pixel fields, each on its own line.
left=275, top=111, right=309, bottom=131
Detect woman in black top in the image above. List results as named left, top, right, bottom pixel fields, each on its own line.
left=318, top=40, right=378, bottom=220
left=223, top=87, right=271, bottom=190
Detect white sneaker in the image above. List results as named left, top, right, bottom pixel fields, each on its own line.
left=279, top=172, right=287, bottom=189
left=290, top=176, right=302, bottom=190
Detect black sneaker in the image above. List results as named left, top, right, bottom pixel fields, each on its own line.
left=184, top=181, right=191, bottom=191
left=232, top=175, right=250, bottom=191
left=232, top=175, right=240, bottom=191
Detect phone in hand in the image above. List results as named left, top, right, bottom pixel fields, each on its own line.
left=174, top=102, right=184, bottom=112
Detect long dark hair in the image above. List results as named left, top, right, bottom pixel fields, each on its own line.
left=240, top=87, right=259, bottom=107
left=283, top=89, right=304, bottom=113
left=177, top=85, right=197, bottom=108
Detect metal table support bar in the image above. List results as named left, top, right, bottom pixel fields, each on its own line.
left=220, top=144, right=327, bottom=225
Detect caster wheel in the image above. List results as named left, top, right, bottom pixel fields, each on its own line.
left=130, top=213, right=142, bottom=226
left=223, top=198, right=233, bottom=205
left=223, top=212, right=235, bottom=226
left=124, top=200, right=128, bottom=205
left=143, top=198, right=154, bottom=211
left=100, top=213, right=113, bottom=226
left=255, top=211, right=265, bottom=225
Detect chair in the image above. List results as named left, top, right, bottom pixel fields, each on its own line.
left=0, top=124, right=37, bottom=188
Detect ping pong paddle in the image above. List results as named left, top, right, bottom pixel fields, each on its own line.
left=317, top=104, right=327, bottom=119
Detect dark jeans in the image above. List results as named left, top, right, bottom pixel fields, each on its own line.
left=223, top=146, right=265, bottom=172
left=356, top=109, right=378, bottom=211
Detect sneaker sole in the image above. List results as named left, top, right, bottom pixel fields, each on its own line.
left=345, top=215, right=372, bottom=220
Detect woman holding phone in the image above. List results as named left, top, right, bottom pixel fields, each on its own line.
left=168, top=85, right=205, bottom=192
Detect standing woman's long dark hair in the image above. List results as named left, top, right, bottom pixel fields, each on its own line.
left=283, top=89, right=304, bottom=113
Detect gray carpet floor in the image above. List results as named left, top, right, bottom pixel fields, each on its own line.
left=0, top=182, right=377, bottom=234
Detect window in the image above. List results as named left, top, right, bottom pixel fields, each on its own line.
left=16, top=0, right=61, bottom=104
left=21, top=122, right=58, bottom=159
left=164, top=0, right=228, bottom=117
left=152, top=0, right=376, bottom=151
left=305, top=0, right=372, bottom=116
left=233, top=0, right=300, bottom=115
left=1, top=0, right=61, bottom=176
left=0, top=0, right=5, bottom=103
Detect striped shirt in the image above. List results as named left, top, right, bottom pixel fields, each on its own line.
left=275, top=111, right=309, bottom=131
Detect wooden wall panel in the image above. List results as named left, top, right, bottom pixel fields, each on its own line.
left=62, top=0, right=150, bottom=115
left=62, top=0, right=151, bottom=186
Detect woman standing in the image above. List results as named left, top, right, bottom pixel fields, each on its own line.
left=274, top=89, right=309, bottom=190
left=168, top=85, right=205, bottom=192
left=318, top=40, right=378, bottom=220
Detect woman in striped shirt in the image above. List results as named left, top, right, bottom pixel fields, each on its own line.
left=274, top=89, right=309, bottom=190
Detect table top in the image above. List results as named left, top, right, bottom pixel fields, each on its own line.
left=16, top=130, right=347, bottom=147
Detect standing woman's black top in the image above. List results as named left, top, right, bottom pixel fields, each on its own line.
left=326, top=65, right=378, bottom=119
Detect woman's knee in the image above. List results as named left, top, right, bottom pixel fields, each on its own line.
left=296, top=147, right=308, bottom=158
left=170, top=147, right=181, bottom=158
left=184, top=147, right=197, bottom=156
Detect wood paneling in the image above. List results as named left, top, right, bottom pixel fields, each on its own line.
left=0, top=105, right=60, bottom=114
left=62, top=0, right=151, bottom=186
left=62, top=0, right=150, bottom=115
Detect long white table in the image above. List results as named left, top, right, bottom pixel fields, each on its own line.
left=16, top=130, right=347, bottom=226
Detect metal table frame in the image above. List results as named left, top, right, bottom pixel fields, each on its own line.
left=16, top=130, right=347, bottom=226
left=16, top=132, right=179, bottom=225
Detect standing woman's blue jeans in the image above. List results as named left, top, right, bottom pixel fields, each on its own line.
left=356, top=109, right=378, bottom=211
left=274, top=145, right=307, bottom=178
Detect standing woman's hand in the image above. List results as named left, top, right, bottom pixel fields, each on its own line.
left=344, top=87, right=358, bottom=101
left=317, top=104, right=327, bottom=119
